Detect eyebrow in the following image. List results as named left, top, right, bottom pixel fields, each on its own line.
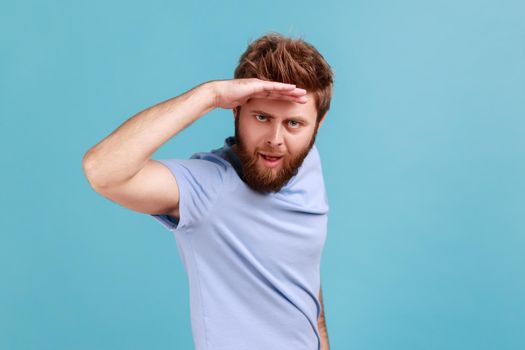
left=250, top=109, right=309, bottom=124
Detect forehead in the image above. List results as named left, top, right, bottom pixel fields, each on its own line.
left=244, top=92, right=317, bottom=122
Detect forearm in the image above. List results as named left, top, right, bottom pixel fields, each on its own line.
left=318, top=287, right=330, bottom=350
left=83, top=82, right=216, bottom=188
left=318, top=317, right=329, bottom=350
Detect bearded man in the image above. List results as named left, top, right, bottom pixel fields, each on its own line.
left=83, top=32, right=334, bottom=350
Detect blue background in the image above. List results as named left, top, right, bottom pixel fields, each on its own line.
left=1, top=0, right=524, bottom=349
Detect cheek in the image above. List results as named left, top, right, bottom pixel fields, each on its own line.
left=287, top=132, right=313, bottom=152
left=239, top=128, right=260, bottom=153
left=241, top=125, right=265, bottom=149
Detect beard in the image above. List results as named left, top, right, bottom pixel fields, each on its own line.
left=233, top=116, right=318, bottom=193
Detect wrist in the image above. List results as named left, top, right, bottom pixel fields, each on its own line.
left=197, top=80, right=219, bottom=111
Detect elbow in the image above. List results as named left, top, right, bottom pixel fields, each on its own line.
left=82, top=151, right=106, bottom=190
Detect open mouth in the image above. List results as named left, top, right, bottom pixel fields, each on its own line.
left=260, top=154, right=282, bottom=161
left=259, top=153, right=283, bottom=167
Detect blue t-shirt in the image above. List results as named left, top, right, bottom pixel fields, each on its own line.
left=151, top=136, right=329, bottom=350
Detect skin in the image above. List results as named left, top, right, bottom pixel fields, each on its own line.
left=229, top=91, right=329, bottom=348
left=231, top=92, right=325, bottom=193
left=83, top=78, right=329, bottom=349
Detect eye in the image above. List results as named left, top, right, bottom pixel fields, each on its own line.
left=255, top=114, right=268, bottom=122
left=288, top=120, right=301, bottom=128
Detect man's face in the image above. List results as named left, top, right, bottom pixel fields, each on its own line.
left=232, top=92, right=325, bottom=193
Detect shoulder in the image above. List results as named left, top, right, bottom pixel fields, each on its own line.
left=190, top=151, right=233, bottom=170
left=160, top=151, right=232, bottom=174
left=289, top=144, right=324, bottom=184
left=159, top=151, right=237, bottom=188
left=275, top=144, right=329, bottom=212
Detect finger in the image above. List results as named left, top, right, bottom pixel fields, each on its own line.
left=273, top=83, right=297, bottom=90
left=252, top=89, right=307, bottom=98
left=290, top=95, right=309, bottom=103
left=254, top=81, right=297, bottom=94
left=265, top=86, right=307, bottom=96
left=251, top=89, right=307, bottom=100
left=275, top=88, right=308, bottom=96
left=264, top=82, right=297, bottom=90
left=251, top=92, right=308, bottom=103
left=251, top=91, right=292, bottom=99
left=276, top=96, right=308, bottom=103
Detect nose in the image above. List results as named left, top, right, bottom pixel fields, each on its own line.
left=266, top=123, right=284, bottom=147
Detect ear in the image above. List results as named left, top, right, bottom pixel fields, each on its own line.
left=317, top=112, right=327, bottom=131
left=233, top=106, right=240, bottom=119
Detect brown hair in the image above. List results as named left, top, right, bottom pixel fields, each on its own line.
left=234, top=32, right=334, bottom=123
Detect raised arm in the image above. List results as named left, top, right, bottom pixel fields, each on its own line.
left=81, top=79, right=307, bottom=218
left=82, top=82, right=215, bottom=218
left=318, top=285, right=330, bottom=350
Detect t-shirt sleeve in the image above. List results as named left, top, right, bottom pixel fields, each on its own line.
left=149, top=154, right=230, bottom=232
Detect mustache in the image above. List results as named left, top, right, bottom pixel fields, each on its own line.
left=255, top=147, right=287, bottom=155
